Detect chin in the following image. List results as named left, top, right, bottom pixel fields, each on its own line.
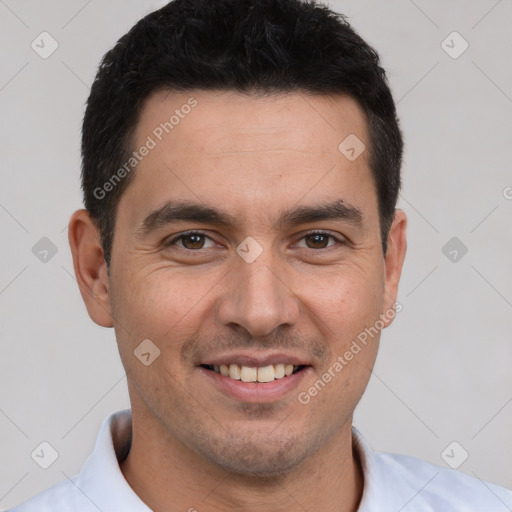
left=209, top=447, right=307, bottom=479
left=196, top=427, right=317, bottom=478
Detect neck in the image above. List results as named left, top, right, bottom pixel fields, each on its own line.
left=120, top=409, right=363, bottom=512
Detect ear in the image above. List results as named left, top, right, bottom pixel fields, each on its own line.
left=381, top=209, right=407, bottom=327
left=68, top=209, right=114, bottom=327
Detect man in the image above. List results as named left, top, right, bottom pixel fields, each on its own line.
left=10, top=0, right=511, bottom=510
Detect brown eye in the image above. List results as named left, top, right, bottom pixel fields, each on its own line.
left=303, top=233, right=333, bottom=249
left=165, top=231, right=217, bottom=250
left=181, top=234, right=206, bottom=249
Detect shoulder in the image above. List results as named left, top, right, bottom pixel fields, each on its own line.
left=388, top=454, right=512, bottom=500
left=353, top=429, right=512, bottom=511
left=7, top=475, right=92, bottom=512
left=371, top=449, right=512, bottom=511
left=8, top=410, right=141, bottom=512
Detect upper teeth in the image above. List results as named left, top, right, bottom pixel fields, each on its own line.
left=212, top=364, right=296, bottom=382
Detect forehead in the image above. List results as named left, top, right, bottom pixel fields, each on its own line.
left=137, top=89, right=368, bottom=153
left=120, top=89, right=376, bottom=230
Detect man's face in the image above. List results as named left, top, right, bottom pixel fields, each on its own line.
left=106, top=90, right=402, bottom=476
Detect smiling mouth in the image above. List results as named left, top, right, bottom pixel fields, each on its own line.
left=200, top=364, right=307, bottom=383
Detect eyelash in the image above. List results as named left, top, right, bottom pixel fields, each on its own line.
left=165, top=230, right=346, bottom=251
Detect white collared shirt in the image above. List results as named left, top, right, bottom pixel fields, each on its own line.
left=9, top=409, right=512, bottom=511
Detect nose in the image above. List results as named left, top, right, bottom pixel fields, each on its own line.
left=216, top=254, right=300, bottom=338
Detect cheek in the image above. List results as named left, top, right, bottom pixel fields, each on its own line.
left=110, top=272, right=206, bottom=398
left=110, top=267, right=220, bottom=366
left=115, top=267, right=200, bottom=323
left=297, top=269, right=383, bottom=412
left=299, top=262, right=384, bottom=337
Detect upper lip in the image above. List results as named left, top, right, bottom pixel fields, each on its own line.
left=200, top=352, right=311, bottom=368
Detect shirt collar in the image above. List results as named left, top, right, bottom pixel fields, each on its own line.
left=75, top=409, right=151, bottom=511
left=352, top=427, right=437, bottom=512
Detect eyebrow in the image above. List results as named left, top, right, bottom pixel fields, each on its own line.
left=135, top=199, right=364, bottom=238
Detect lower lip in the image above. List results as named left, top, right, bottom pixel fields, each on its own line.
left=199, top=366, right=311, bottom=403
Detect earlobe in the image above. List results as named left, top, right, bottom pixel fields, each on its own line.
left=68, top=209, right=114, bottom=328
left=382, top=210, right=407, bottom=326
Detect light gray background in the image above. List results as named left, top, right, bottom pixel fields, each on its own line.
left=1, top=0, right=511, bottom=508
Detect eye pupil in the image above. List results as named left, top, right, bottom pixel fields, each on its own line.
left=183, top=234, right=204, bottom=249
left=306, top=234, right=329, bottom=249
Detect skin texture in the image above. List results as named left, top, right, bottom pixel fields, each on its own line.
left=69, top=90, right=407, bottom=512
